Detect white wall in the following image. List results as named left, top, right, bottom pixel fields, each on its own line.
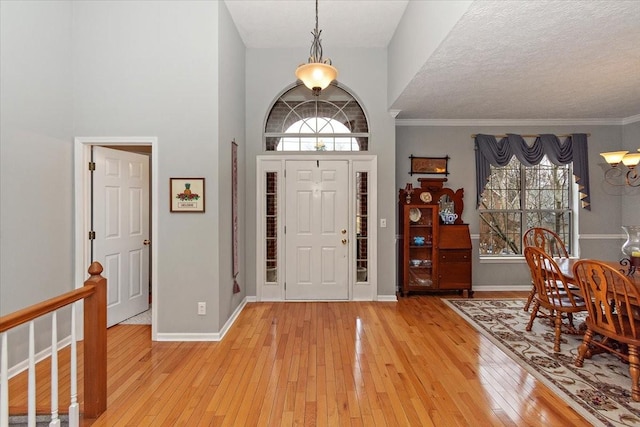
left=0, top=0, right=75, bottom=365
left=72, top=0, right=230, bottom=334
left=396, top=124, right=627, bottom=289
left=245, top=47, right=397, bottom=297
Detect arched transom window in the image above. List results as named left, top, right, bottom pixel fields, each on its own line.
left=265, top=83, right=369, bottom=151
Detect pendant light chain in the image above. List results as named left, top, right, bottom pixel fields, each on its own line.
left=309, top=0, right=326, bottom=64
left=295, top=0, right=338, bottom=94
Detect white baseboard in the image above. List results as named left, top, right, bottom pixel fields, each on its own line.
left=376, top=295, right=399, bottom=302
left=156, top=297, right=250, bottom=342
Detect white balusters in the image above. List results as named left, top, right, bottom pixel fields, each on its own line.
left=49, top=312, right=60, bottom=427
left=28, top=322, right=35, bottom=427
left=3, top=302, right=85, bottom=427
left=1, top=332, right=8, bottom=427
left=69, top=304, right=79, bottom=427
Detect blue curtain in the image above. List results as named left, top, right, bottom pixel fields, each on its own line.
left=475, top=133, right=591, bottom=210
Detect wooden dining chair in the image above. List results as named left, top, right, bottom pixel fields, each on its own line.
left=524, top=246, right=587, bottom=352
left=573, top=259, right=640, bottom=401
left=523, top=227, right=570, bottom=312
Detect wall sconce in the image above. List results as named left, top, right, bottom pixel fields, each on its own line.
left=600, top=149, right=640, bottom=187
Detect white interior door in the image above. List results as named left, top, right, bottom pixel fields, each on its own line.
left=285, top=160, right=349, bottom=299
left=93, top=146, right=150, bottom=326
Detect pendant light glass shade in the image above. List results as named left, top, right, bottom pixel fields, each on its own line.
left=295, top=62, right=338, bottom=92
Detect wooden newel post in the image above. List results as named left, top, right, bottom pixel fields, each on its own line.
left=83, top=262, right=107, bottom=418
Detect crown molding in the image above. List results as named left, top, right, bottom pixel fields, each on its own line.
left=395, top=117, right=640, bottom=127
left=622, top=114, right=640, bottom=125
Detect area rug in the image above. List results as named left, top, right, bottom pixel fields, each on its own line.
left=444, top=298, right=640, bottom=427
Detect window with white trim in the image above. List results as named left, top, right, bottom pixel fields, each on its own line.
left=479, top=156, right=573, bottom=256
left=264, top=83, right=369, bottom=152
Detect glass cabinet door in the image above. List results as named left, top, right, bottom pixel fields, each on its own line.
left=404, top=205, right=436, bottom=288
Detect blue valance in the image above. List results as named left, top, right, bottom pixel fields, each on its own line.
left=475, top=133, right=591, bottom=210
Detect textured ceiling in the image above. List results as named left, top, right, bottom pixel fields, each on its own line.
left=225, top=0, right=640, bottom=121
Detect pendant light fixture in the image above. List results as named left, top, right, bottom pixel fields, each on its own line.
left=295, top=0, right=338, bottom=96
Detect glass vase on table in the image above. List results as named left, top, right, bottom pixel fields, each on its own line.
left=621, top=225, right=640, bottom=275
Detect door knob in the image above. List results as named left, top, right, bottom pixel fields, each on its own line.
left=342, top=239, right=348, bottom=245
left=341, top=229, right=347, bottom=234
left=143, top=240, right=151, bottom=246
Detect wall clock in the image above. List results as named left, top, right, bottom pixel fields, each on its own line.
left=420, top=192, right=432, bottom=203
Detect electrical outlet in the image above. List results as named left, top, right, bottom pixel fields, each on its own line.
left=197, top=302, right=206, bottom=315
left=380, top=218, right=387, bottom=228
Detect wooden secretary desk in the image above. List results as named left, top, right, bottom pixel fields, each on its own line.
left=398, top=178, right=473, bottom=297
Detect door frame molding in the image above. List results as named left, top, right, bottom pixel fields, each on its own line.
left=256, top=154, right=378, bottom=301
left=74, top=137, right=159, bottom=340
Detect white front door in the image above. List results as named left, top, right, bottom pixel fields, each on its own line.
left=285, top=160, right=349, bottom=300
left=93, top=146, right=150, bottom=326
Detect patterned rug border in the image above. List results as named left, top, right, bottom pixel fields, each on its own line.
left=443, top=298, right=604, bottom=426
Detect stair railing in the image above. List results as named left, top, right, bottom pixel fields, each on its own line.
left=0, top=262, right=107, bottom=427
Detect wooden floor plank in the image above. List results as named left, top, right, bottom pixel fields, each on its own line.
left=7, top=292, right=592, bottom=426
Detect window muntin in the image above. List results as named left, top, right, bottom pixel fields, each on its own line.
left=265, top=172, right=278, bottom=282
left=265, top=83, right=369, bottom=151
left=356, top=172, right=368, bottom=282
left=278, top=117, right=360, bottom=151
left=479, top=156, right=572, bottom=256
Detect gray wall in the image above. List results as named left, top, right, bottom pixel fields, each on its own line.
left=245, top=47, right=397, bottom=297
left=73, top=0, right=246, bottom=334
left=217, top=1, right=246, bottom=326
left=0, top=0, right=75, bottom=365
left=396, top=124, right=630, bottom=288
left=1, top=0, right=246, bottom=369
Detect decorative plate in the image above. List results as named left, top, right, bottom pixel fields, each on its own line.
left=409, top=208, right=422, bottom=223
left=420, top=192, right=432, bottom=203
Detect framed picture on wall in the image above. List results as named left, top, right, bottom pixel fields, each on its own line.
left=409, top=155, right=450, bottom=176
left=170, top=178, right=205, bottom=212
left=232, top=140, right=240, bottom=293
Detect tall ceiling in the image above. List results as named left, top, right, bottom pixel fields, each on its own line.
left=225, top=0, right=640, bottom=122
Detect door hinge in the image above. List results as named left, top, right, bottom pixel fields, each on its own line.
left=88, top=161, right=96, bottom=171
left=88, top=230, right=96, bottom=240
left=284, top=226, right=286, bottom=234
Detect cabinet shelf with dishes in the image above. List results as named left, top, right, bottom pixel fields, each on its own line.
left=398, top=178, right=473, bottom=297
left=402, top=204, right=437, bottom=292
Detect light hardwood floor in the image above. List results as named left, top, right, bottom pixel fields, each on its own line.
left=9, top=292, right=591, bottom=426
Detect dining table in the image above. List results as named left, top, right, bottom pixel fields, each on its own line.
left=551, top=257, right=640, bottom=326
left=550, top=258, right=640, bottom=358
left=553, top=258, right=640, bottom=287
